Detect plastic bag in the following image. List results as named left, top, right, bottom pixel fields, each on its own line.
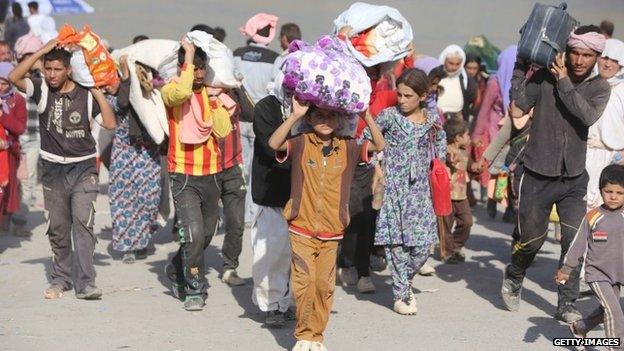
left=281, top=36, right=371, bottom=114
left=333, top=2, right=413, bottom=67
left=57, top=24, right=119, bottom=88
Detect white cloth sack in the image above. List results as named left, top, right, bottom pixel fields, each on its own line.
left=112, top=39, right=177, bottom=144
left=70, top=50, right=96, bottom=87
left=333, top=1, right=413, bottom=67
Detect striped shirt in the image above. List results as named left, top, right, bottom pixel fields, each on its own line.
left=217, top=102, right=243, bottom=170
left=162, top=64, right=232, bottom=176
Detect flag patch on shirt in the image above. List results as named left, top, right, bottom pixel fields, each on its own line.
left=592, top=231, right=608, bottom=242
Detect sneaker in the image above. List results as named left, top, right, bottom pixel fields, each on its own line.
left=454, top=250, right=466, bottom=262
left=135, top=248, right=148, bottom=260
left=501, top=271, right=522, bottom=312
left=444, top=255, right=460, bottom=265
left=356, top=276, right=376, bottom=294
left=393, top=294, right=417, bottom=315
left=265, top=310, right=285, bottom=329
left=556, top=305, right=582, bottom=324
left=221, top=269, right=245, bottom=286
left=122, top=252, right=136, bottom=264
left=183, top=295, right=205, bottom=311
left=337, top=267, right=357, bottom=287
left=44, top=284, right=65, bottom=299
left=76, top=285, right=102, bottom=300
left=369, top=255, right=387, bottom=272
left=292, top=340, right=313, bottom=351
left=310, top=342, right=328, bottom=351
left=418, top=261, right=436, bottom=276
left=283, top=307, right=296, bottom=321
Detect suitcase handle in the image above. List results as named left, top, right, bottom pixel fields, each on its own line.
left=540, top=28, right=563, bottom=52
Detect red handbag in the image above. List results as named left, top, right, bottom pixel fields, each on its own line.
left=429, top=126, right=452, bottom=216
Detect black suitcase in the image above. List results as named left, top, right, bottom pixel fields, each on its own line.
left=517, top=2, right=579, bottom=67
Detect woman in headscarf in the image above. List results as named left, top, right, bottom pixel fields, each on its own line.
left=0, top=62, right=27, bottom=233
left=105, top=56, right=162, bottom=263
left=464, top=53, right=488, bottom=117
left=586, top=38, right=624, bottom=209
left=437, top=45, right=477, bottom=122
left=472, top=45, right=517, bottom=220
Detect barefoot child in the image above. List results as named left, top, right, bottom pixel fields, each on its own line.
left=556, top=164, right=624, bottom=348
left=269, top=98, right=384, bottom=351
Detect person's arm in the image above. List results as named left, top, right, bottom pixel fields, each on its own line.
left=556, top=217, right=590, bottom=283
left=363, top=111, right=385, bottom=153
left=160, top=40, right=195, bottom=108
left=472, top=79, right=500, bottom=144
left=90, top=88, right=116, bottom=130
left=482, top=116, right=512, bottom=163
left=9, top=39, right=57, bottom=93
left=0, top=95, right=26, bottom=136
left=551, top=54, right=610, bottom=127
left=434, top=127, right=448, bottom=162
left=268, top=97, right=308, bottom=152
left=510, top=58, right=539, bottom=117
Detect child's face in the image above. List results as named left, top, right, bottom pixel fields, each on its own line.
left=601, top=183, right=624, bottom=210
left=309, top=108, right=339, bottom=137
left=455, top=131, right=470, bottom=148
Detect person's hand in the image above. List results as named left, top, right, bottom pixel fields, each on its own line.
left=181, top=37, right=195, bottom=61
left=554, top=270, right=569, bottom=285
left=41, top=39, right=58, bottom=54
left=472, top=138, right=483, bottom=148
left=406, top=41, right=416, bottom=58
left=291, top=97, right=309, bottom=119
left=550, top=53, right=568, bottom=80
left=338, top=26, right=353, bottom=38
left=89, top=87, right=105, bottom=97
left=119, top=55, right=130, bottom=80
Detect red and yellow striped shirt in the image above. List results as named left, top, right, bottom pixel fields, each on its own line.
left=162, top=64, right=232, bottom=176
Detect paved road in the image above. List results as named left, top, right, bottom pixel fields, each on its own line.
left=0, top=174, right=606, bottom=350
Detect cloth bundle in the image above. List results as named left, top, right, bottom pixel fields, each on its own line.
left=281, top=35, right=371, bottom=116
left=57, top=24, right=119, bottom=88
left=112, top=39, right=178, bottom=144
left=158, top=31, right=241, bottom=89
left=333, top=2, right=413, bottom=67
left=464, top=35, right=501, bottom=74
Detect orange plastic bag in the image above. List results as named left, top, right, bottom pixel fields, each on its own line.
left=57, top=24, right=119, bottom=88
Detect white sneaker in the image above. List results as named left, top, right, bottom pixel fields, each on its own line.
left=337, top=267, right=357, bottom=287
left=310, top=341, right=328, bottom=351
left=418, top=261, right=435, bottom=276
left=292, top=340, right=313, bottom=351
left=393, top=295, right=418, bottom=315
left=222, top=269, right=245, bottom=286
left=356, top=276, right=376, bottom=293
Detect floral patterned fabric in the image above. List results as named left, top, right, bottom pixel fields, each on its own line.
left=367, top=106, right=447, bottom=250
left=281, top=35, right=371, bottom=114
left=108, top=94, right=161, bottom=253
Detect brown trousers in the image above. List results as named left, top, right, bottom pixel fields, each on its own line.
left=290, top=233, right=339, bottom=342
left=440, top=199, right=473, bottom=258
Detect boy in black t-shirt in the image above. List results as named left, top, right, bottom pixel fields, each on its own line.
left=9, top=39, right=116, bottom=300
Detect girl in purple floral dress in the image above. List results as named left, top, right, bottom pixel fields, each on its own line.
left=368, top=69, right=446, bottom=315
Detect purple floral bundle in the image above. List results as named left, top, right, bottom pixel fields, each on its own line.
left=281, top=35, right=371, bottom=114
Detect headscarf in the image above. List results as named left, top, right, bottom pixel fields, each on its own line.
left=14, top=32, right=44, bottom=60
left=494, top=45, right=518, bottom=113
left=0, top=62, right=15, bottom=114
left=413, top=56, right=443, bottom=75
left=240, top=13, right=278, bottom=45
left=568, top=31, right=606, bottom=53
left=601, top=38, right=624, bottom=87
left=439, top=44, right=467, bottom=88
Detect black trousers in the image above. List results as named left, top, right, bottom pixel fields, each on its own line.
left=339, top=165, right=374, bottom=278
left=506, top=169, right=588, bottom=309
left=216, top=166, right=246, bottom=270
left=42, top=159, right=99, bottom=293
left=170, top=172, right=221, bottom=297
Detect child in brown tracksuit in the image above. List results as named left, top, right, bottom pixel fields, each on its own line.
left=269, top=98, right=384, bottom=351
left=556, top=164, right=624, bottom=349
left=442, top=118, right=475, bottom=264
